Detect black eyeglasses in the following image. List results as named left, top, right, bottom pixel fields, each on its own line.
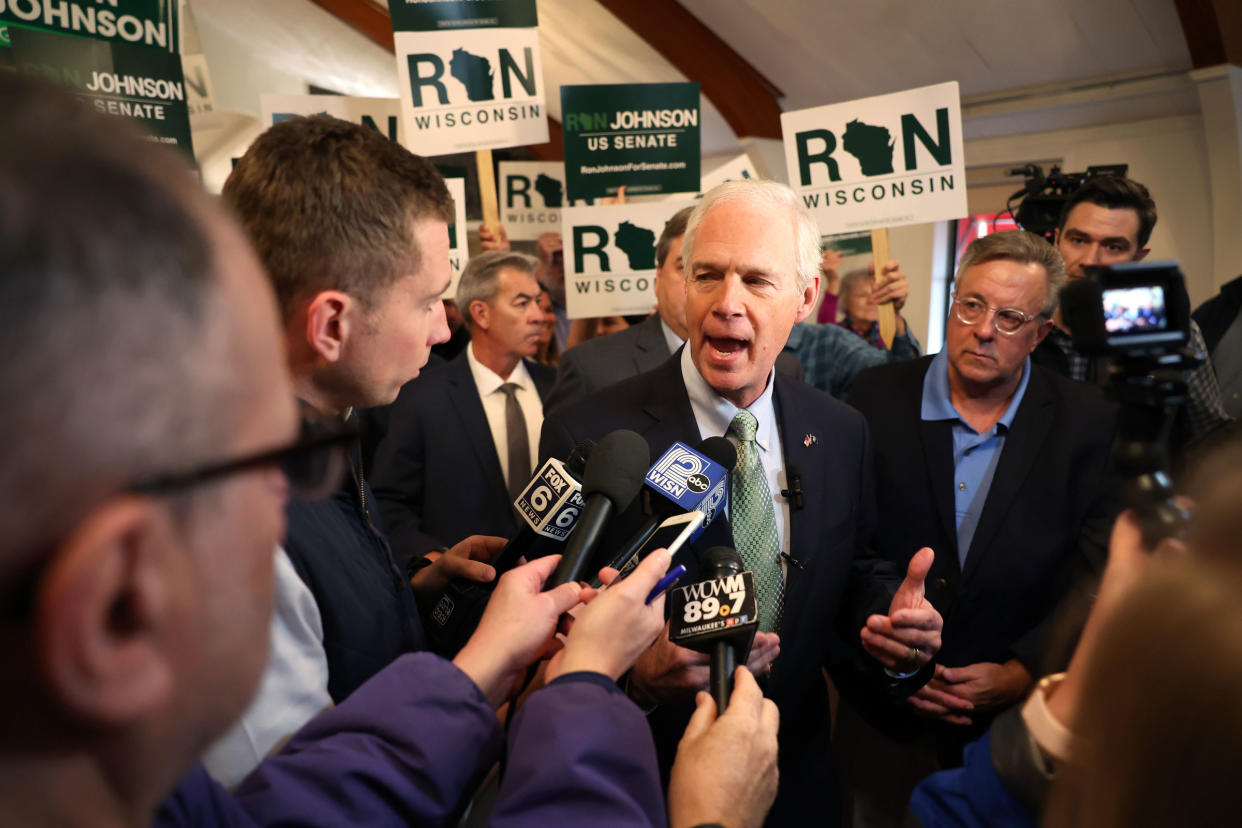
left=130, top=423, right=357, bottom=502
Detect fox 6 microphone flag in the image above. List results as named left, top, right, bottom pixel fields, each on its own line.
left=514, top=457, right=584, bottom=541
left=645, top=441, right=728, bottom=541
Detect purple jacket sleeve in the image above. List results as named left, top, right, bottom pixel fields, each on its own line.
left=491, top=672, right=667, bottom=828
left=232, top=651, right=503, bottom=827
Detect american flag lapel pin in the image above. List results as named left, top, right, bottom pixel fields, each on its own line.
left=803, top=433, right=817, bottom=448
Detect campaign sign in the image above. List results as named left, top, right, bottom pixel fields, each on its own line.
left=390, top=0, right=547, bottom=156
left=822, top=230, right=873, bottom=257
left=1, top=0, right=180, bottom=60
left=496, top=161, right=595, bottom=241
left=666, top=152, right=758, bottom=201
left=12, top=26, right=191, bottom=157
left=389, top=0, right=537, bottom=31
left=261, top=94, right=403, bottom=144
left=563, top=199, right=696, bottom=319
left=561, top=82, right=701, bottom=201
left=782, top=81, right=967, bottom=234
left=445, top=177, right=467, bottom=297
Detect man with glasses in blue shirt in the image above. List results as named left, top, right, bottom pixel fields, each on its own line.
left=838, top=231, right=1120, bottom=826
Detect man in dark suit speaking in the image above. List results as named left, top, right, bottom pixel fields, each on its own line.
left=541, top=180, right=943, bottom=825
left=373, top=251, right=555, bottom=563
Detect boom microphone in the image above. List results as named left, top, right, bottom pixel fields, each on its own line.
left=667, top=546, right=758, bottom=712
left=423, top=441, right=593, bottom=656
left=599, top=437, right=736, bottom=579
left=544, top=429, right=650, bottom=589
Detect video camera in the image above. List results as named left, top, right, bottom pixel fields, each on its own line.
left=1007, top=163, right=1128, bottom=241
left=1059, top=262, right=1198, bottom=545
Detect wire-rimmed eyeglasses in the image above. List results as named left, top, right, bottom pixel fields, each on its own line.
left=951, top=294, right=1047, bottom=335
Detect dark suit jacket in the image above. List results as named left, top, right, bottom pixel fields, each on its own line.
left=847, top=356, right=1119, bottom=740
left=542, top=312, right=672, bottom=414
left=540, top=354, right=906, bottom=826
left=370, top=352, right=555, bottom=566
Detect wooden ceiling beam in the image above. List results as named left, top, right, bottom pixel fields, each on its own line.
left=595, top=0, right=784, bottom=139
left=1174, top=0, right=1242, bottom=68
left=305, top=0, right=393, bottom=52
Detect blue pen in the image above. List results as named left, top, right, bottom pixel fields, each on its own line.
left=645, top=564, right=687, bottom=605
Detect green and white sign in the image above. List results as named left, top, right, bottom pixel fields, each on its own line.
left=391, top=0, right=547, bottom=157
left=663, top=152, right=758, bottom=201
left=445, top=176, right=468, bottom=298
left=388, top=0, right=536, bottom=31
left=12, top=25, right=192, bottom=156
left=181, top=52, right=216, bottom=122
left=261, top=94, right=404, bottom=144
left=821, top=230, right=872, bottom=257
left=1, top=0, right=179, bottom=58
left=497, top=161, right=594, bottom=241
left=782, top=81, right=967, bottom=234
left=562, top=82, right=701, bottom=201
left=563, top=200, right=696, bottom=319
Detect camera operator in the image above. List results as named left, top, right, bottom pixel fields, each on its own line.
left=1037, top=175, right=1231, bottom=449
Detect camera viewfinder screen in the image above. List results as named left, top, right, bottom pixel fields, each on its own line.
left=1103, top=286, right=1168, bottom=335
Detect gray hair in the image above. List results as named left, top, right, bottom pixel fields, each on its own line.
left=956, top=230, right=1068, bottom=316
left=0, top=72, right=241, bottom=591
left=457, top=250, right=539, bottom=329
left=657, top=206, right=694, bottom=268
left=682, top=179, right=822, bottom=294
left=837, top=268, right=874, bottom=310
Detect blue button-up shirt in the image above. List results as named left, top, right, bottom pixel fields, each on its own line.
left=921, top=349, right=1030, bottom=568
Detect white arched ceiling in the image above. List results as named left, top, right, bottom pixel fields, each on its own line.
left=188, top=0, right=1199, bottom=177
left=679, top=0, right=1192, bottom=110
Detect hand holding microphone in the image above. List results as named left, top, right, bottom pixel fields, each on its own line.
left=667, top=546, right=761, bottom=712
left=668, top=668, right=780, bottom=828
left=422, top=442, right=594, bottom=656
left=546, top=547, right=676, bottom=682
left=630, top=548, right=780, bottom=707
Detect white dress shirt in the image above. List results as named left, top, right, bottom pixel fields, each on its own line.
left=466, top=341, right=543, bottom=484
left=201, top=546, right=331, bottom=788
left=660, top=316, right=686, bottom=355
left=679, top=345, right=790, bottom=559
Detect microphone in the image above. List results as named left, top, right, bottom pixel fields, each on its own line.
left=544, top=429, right=650, bottom=590
left=780, top=464, right=804, bottom=511
left=668, top=546, right=759, bottom=713
left=599, top=437, right=736, bottom=578
left=491, top=440, right=595, bottom=574
left=422, top=441, right=593, bottom=656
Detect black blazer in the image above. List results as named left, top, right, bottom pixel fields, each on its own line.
left=540, top=353, right=904, bottom=826
left=542, top=312, right=672, bottom=414
left=848, top=356, right=1119, bottom=679
left=370, top=352, right=555, bottom=565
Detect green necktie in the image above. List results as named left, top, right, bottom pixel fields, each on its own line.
left=730, top=410, right=784, bottom=634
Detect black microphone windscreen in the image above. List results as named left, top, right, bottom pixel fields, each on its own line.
left=702, top=545, right=744, bottom=576
left=582, top=429, right=650, bottom=506
left=565, top=439, right=596, bottom=478
left=698, top=436, right=737, bottom=471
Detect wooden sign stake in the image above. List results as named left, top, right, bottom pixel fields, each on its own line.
left=871, top=227, right=896, bottom=349
left=476, top=148, right=499, bottom=233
